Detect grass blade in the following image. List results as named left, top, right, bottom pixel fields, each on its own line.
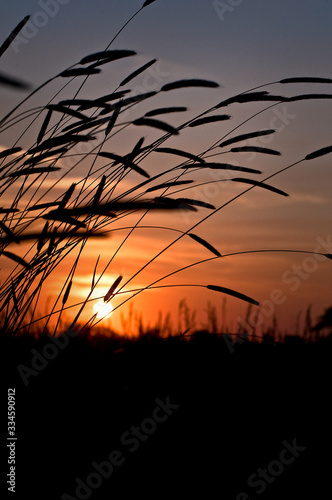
left=161, top=79, right=219, bottom=92
left=305, top=145, right=332, bottom=161
left=11, top=281, right=20, bottom=316
left=80, top=50, right=136, bottom=65
left=177, top=198, right=215, bottom=210
left=0, top=221, right=18, bottom=242
left=287, top=93, right=332, bottom=102
left=219, top=129, right=275, bottom=149
left=0, top=147, right=22, bottom=159
left=231, top=177, right=288, bottom=196
left=110, top=92, right=156, bottom=111
left=29, top=133, right=95, bottom=154
left=104, top=275, right=123, bottom=302
left=98, top=152, right=150, bottom=179
left=1, top=229, right=106, bottom=245
left=62, top=117, right=109, bottom=134
left=111, top=137, right=146, bottom=166
left=189, top=115, right=231, bottom=127
left=153, top=197, right=197, bottom=211
left=46, top=104, right=89, bottom=121
left=133, top=117, right=179, bottom=135
left=2, top=251, right=31, bottom=269
left=105, top=106, right=121, bottom=137
left=120, top=58, right=157, bottom=87
left=62, top=280, right=72, bottom=305
left=142, top=0, right=157, bottom=7
left=43, top=212, right=86, bottom=229
left=216, top=92, right=286, bottom=108
left=216, top=91, right=268, bottom=108
left=47, top=229, right=56, bottom=256
left=185, top=163, right=261, bottom=174
left=145, top=107, right=187, bottom=117
left=155, top=147, right=205, bottom=164
left=8, top=166, right=60, bottom=177
left=0, top=71, right=30, bottom=89
left=59, top=183, right=76, bottom=208
left=59, top=93, right=130, bottom=110
left=96, top=93, right=132, bottom=107
left=188, top=233, right=221, bottom=257
left=37, top=222, right=49, bottom=253
left=74, top=93, right=131, bottom=112
left=26, top=202, right=61, bottom=211
left=58, top=98, right=98, bottom=108
left=230, top=146, right=281, bottom=156
left=0, top=15, right=30, bottom=58
left=93, top=175, right=107, bottom=205
left=207, top=284, right=259, bottom=305
left=0, top=207, right=19, bottom=214
left=280, top=77, right=332, bottom=84
left=24, top=147, right=68, bottom=166
left=60, top=68, right=101, bottom=78
left=93, top=91, right=131, bottom=104
left=145, top=180, right=194, bottom=193
left=37, top=110, right=52, bottom=145
left=128, top=137, right=145, bottom=160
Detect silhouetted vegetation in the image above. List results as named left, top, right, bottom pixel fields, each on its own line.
left=4, top=321, right=332, bottom=499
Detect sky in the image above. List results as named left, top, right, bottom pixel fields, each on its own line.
left=1, top=0, right=332, bottom=335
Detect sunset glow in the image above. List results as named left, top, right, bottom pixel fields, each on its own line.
left=93, top=300, right=114, bottom=321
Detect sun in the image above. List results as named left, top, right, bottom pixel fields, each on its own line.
left=93, top=300, right=114, bottom=320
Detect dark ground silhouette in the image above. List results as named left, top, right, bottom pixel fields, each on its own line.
left=4, top=329, right=332, bottom=499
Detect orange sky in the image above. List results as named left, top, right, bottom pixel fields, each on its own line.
left=1, top=1, right=332, bottom=336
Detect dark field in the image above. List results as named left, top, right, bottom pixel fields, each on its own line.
left=4, top=329, right=332, bottom=499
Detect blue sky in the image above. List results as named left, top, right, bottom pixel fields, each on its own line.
left=2, top=0, right=332, bottom=89
left=1, top=0, right=332, bottom=334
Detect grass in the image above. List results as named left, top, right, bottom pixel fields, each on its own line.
left=0, top=2, right=332, bottom=341
left=4, top=312, right=332, bottom=498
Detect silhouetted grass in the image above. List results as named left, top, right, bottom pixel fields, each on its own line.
left=3, top=320, right=332, bottom=498
left=1, top=1, right=332, bottom=341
